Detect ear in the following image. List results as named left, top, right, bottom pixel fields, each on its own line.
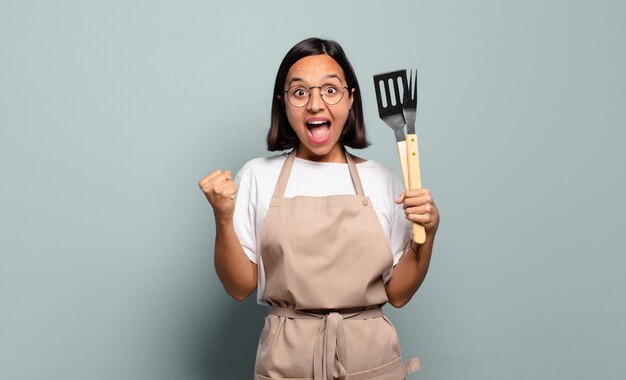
left=349, top=88, right=355, bottom=109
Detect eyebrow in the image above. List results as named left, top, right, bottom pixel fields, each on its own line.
left=288, top=74, right=342, bottom=86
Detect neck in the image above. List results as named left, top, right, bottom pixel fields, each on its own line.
left=295, top=145, right=346, bottom=163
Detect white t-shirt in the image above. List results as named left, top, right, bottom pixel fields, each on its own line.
left=233, top=152, right=411, bottom=305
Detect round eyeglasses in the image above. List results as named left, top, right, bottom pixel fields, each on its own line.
left=284, top=84, right=349, bottom=108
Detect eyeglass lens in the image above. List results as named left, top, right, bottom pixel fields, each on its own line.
left=286, top=85, right=345, bottom=107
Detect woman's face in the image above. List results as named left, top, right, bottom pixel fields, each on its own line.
left=283, top=54, right=353, bottom=162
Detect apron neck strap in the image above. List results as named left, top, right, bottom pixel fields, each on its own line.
left=272, top=148, right=366, bottom=199
left=345, top=151, right=365, bottom=197
left=272, top=150, right=297, bottom=199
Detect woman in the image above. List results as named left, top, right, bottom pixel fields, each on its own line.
left=199, top=38, right=439, bottom=379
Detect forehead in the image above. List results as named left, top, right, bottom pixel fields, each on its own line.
left=286, top=54, right=346, bottom=84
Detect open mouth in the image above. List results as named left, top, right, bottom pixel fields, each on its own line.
left=306, top=120, right=331, bottom=145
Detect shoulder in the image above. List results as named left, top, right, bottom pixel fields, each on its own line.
left=235, top=153, right=287, bottom=193
left=357, top=159, right=395, bottom=175
left=356, top=159, right=405, bottom=202
left=240, top=152, right=288, bottom=171
left=357, top=159, right=402, bottom=184
left=236, top=153, right=287, bottom=181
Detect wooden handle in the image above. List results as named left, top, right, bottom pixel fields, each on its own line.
left=406, top=134, right=426, bottom=244
left=396, top=140, right=409, bottom=191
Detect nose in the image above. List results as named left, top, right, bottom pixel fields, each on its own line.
left=306, top=87, right=325, bottom=112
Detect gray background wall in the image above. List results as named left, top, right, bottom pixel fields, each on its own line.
left=1, top=0, right=625, bottom=379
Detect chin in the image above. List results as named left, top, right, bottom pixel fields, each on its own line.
left=302, top=141, right=343, bottom=160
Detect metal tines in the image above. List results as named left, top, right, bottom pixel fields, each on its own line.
left=403, top=69, right=418, bottom=135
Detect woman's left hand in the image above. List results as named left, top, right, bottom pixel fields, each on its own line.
left=395, top=189, right=440, bottom=234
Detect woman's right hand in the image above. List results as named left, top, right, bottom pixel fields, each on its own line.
left=198, top=169, right=237, bottom=220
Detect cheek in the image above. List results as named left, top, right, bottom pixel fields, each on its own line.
left=285, top=111, right=300, bottom=132
left=284, top=108, right=299, bottom=128
left=334, top=108, right=351, bottom=129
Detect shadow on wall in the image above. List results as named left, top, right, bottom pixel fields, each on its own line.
left=190, top=294, right=266, bottom=379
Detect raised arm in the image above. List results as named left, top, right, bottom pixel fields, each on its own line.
left=199, top=169, right=257, bottom=301
left=385, top=188, right=439, bottom=308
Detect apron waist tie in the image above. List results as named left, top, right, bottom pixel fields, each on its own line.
left=268, top=306, right=383, bottom=380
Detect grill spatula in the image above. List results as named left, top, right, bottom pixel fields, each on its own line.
left=374, top=69, right=426, bottom=245
left=373, top=70, right=409, bottom=190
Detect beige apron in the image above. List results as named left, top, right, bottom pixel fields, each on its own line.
left=254, top=149, right=421, bottom=380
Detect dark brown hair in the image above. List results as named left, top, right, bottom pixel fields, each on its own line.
left=267, top=38, right=369, bottom=151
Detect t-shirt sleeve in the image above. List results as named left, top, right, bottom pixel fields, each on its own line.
left=382, top=172, right=411, bottom=283
left=390, top=198, right=411, bottom=266
left=233, top=167, right=258, bottom=264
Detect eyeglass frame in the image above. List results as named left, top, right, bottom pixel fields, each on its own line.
left=283, top=84, right=349, bottom=108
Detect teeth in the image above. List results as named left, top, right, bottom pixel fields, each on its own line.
left=307, top=120, right=327, bottom=125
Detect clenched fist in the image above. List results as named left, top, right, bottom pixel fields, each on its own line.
left=198, top=169, right=238, bottom=220
left=395, top=188, right=439, bottom=234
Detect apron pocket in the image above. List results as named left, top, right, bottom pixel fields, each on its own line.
left=341, top=316, right=403, bottom=373
left=254, top=315, right=318, bottom=379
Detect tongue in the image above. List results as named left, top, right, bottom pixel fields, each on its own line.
left=307, top=124, right=331, bottom=145
left=310, top=125, right=328, bottom=138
